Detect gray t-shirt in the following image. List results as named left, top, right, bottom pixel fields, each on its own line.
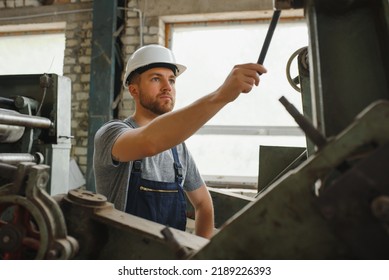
left=93, top=117, right=205, bottom=211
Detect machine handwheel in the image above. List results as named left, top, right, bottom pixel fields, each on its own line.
left=286, top=46, right=308, bottom=92
left=0, top=203, right=43, bottom=259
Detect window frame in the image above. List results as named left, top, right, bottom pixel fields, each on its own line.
left=164, top=13, right=308, bottom=188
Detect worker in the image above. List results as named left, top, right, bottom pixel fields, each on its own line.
left=93, top=44, right=267, bottom=239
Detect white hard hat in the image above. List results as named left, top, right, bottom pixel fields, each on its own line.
left=123, top=44, right=186, bottom=87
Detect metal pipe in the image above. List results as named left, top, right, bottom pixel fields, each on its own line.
left=132, top=8, right=143, bottom=47
left=118, top=7, right=144, bottom=47
left=0, top=153, right=44, bottom=164
left=0, top=108, right=52, bottom=129
left=0, top=124, right=25, bottom=143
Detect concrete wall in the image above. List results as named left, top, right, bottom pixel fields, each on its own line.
left=0, top=0, right=274, bottom=175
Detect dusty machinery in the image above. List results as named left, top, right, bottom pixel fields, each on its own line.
left=0, top=74, right=75, bottom=259
left=0, top=74, right=72, bottom=195
left=1, top=0, right=389, bottom=259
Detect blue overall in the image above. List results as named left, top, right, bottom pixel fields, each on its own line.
left=125, top=147, right=187, bottom=230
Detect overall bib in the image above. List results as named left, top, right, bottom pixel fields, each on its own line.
left=125, top=147, right=187, bottom=230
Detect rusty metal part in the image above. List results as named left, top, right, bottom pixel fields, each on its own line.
left=161, top=226, right=192, bottom=259
left=316, top=142, right=389, bottom=259
left=57, top=188, right=208, bottom=259
left=371, top=196, right=389, bottom=223
left=371, top=196, right=389, bottom=235
left=67, top=188, right=107, bottom=207
left=0, top=162, right=78, bottom=259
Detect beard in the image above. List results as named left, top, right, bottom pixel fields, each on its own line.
left=138, top=90, right=175, bottom=115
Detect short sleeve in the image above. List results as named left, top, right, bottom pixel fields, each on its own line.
left=181, top=143, right=205, bottom=192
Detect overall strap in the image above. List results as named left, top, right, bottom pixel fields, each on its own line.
left=171, top=146, right=183, bottom=185
left=131, top=146, right=183, bottom=185
left=127, top=118, right=143, bottom=174
left=131, top=159, right=142, bottom=173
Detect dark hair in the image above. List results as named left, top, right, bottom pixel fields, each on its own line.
left=125, top=62, right=178, bottom=85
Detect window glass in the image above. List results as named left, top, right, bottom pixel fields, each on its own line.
left=0, top=32, right=65, bottom=75
left=171, top=19, right=309, bottom=182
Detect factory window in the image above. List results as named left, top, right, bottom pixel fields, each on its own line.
left=0, top=22, right=66, bottom=75
left=169, top=17, right=309, bottom=187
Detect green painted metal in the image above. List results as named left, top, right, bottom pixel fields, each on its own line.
left=186, top=188, right=254, bottom=229
left=306, top=0, right=389, bottom=137
left=258, top=145, right=306, bottom=193
left=296, top=47, right=317, bottom=155
left=210, top=189, right=255, bottom=228
left=191, top=101, right=389, bottom=259
left=86, top=0, right=124, bottom=191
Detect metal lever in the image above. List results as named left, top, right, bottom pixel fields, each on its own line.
left=279, top=96, right=327, bottom=149
left=257, top=9, right=281, bottom=66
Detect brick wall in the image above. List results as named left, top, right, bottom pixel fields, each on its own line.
left=119, top=0, right=161, bottom=119
left=65, top=12, right=93, bottom=171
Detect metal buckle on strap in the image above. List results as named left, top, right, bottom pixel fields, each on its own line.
left=174, top=162, right=183, bottom=180
left=132, top=160, right=142, bottom=172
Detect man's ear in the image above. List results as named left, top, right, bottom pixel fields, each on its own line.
left=128, top=84, right=138, bottom=98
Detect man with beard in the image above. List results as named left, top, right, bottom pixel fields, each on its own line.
left=93, top=44, right=267, bottom=239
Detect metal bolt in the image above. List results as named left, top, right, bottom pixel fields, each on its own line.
left=371, top=196, right=389, bottom=222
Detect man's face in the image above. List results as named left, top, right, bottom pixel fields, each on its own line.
left=134, top=67, right=177, bottom=116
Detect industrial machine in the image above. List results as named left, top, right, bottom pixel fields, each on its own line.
left=0, top=73, right=75, bottom=259
left=0, top=73, right=72, bottom=195
left=1, top=0, right=388, bottom=259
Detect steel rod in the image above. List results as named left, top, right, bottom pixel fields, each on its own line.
left=279, top=96, right=327, bottom=148
left=257, top=9, right=281, bottom=65
left=0, top=153, right=44, bottom=164
left=0, top=108, right=52, bottom=129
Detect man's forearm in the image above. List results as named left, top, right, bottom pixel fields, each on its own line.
left=195, top=204, right=215, bottom=239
